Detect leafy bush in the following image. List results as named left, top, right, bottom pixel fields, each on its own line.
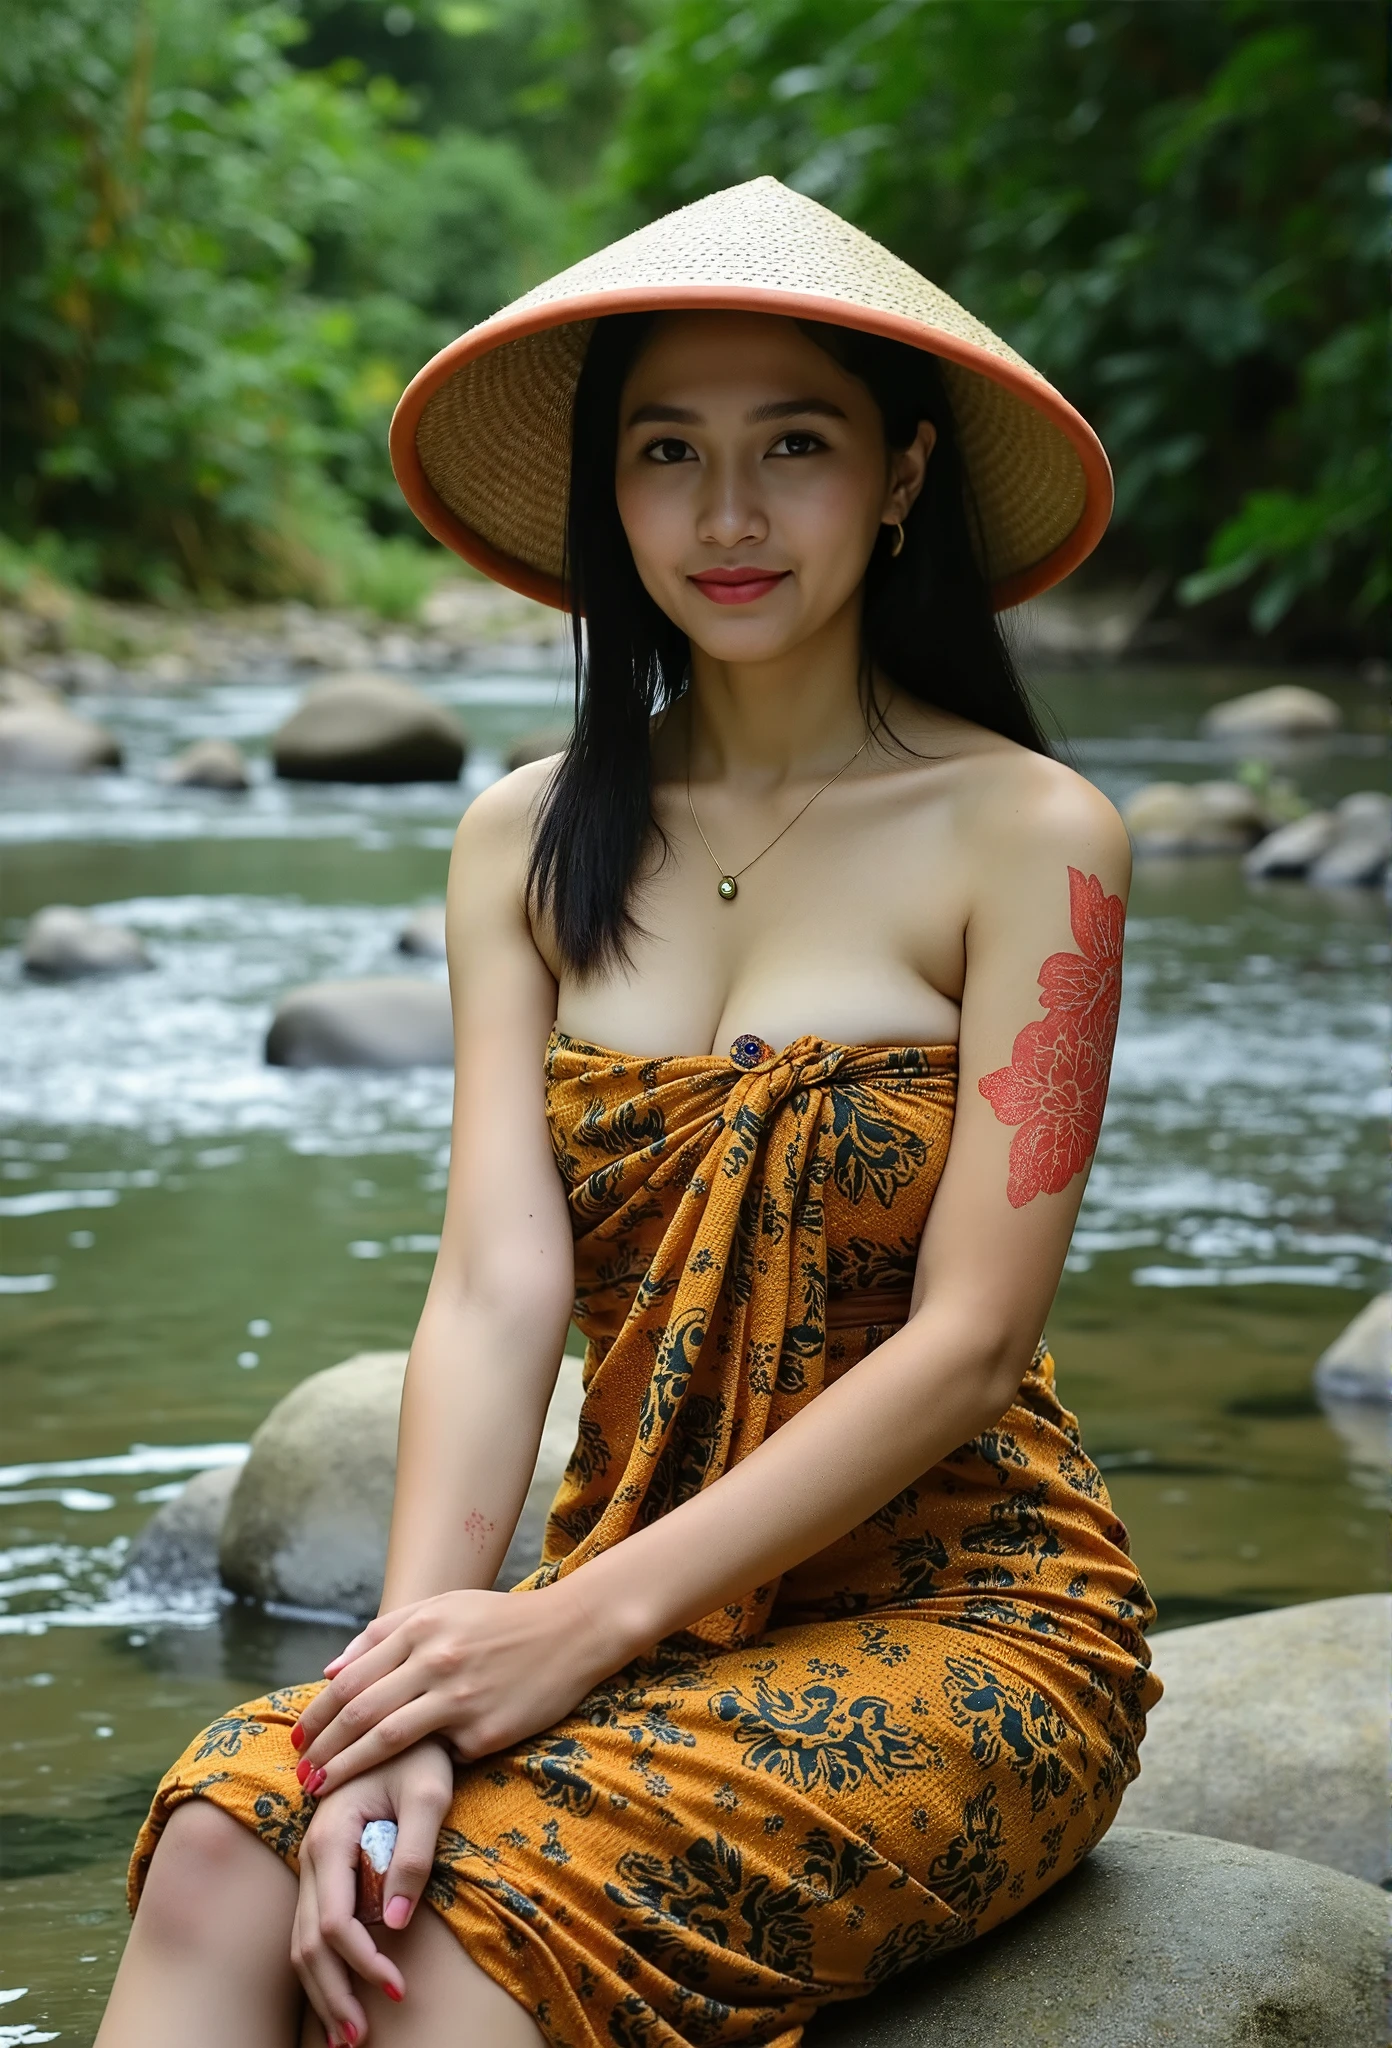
left=0, top=0, right=552, bottom=599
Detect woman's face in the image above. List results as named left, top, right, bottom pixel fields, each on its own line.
left=614, top=312, right=933, bottom=664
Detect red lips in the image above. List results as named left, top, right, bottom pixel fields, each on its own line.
left=687, top=566, right=790, bottom=606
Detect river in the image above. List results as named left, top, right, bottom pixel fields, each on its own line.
left=0, top=652, right=1385, bottom=2040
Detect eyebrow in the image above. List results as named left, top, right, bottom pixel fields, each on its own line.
left=624, top=396, right=848, bottom=428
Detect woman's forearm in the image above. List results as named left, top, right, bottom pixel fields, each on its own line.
left=380, top=1288, right=571, bottom=1610
left=564, top=1304, right=1029, bottom=1659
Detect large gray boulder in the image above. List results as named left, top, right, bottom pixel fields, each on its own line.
left=1311, top=791, right=1392, bottom=888
left=22, top=905, right=153, bottom=980
left=217, top=1350, right=584, bottom=1617
left=160, top=737, right=250, bottom=790
left=1201, top=684, right=1342, bottom=740
left=272, top=674, right=466, bottom=783
left=121, top=1465, right=243, bottom=1600
left=1316, top=1293, right=1390, bottom=1405
left=1116, top=1595, right=1389, bottom=1885
left=0, top=702, right=122, bottom=775
left=809, top=1828, right=1386, bottom=2048
left=220, top=1352, right=408, bottom=1618
left=265, top=977, right=453, bottom=1068
left=1243, top=808, right=1338, bottom=878
left=1124, top=780, right=1268, bottom=854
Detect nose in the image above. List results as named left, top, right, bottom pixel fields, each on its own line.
left=695, top=452, right=768, bottom=551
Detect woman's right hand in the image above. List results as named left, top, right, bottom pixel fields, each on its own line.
left=292, top=1734, right=454, bottom=2045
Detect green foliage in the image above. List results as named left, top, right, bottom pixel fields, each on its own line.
left=2, top=0, right=1384, bottom=640
left=605, top=0, right=1388, bottom=644
left=0, top=0, right=553, bottom=599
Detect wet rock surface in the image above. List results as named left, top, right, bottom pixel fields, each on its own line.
left=0, top=701, right=122, bottom=775
left=160, top=737, right=250, bottom=789
left=272, top=673, right=467, bottom=783
left=1116, top=1594, right=1390, bottom=1885
left=1315, top=1293, right=1390, bottom=1405
left=120, top=1465, right=242, bottom=1600
left=1202, top=683, right=1343, bottom=739
left=265, top=976, right=453, bottom=1068
left=219, top=1352, right=409, bottom=1617
left=214, top=1350, right=583, bottom=1616
left=1246, top=791, right=1390, bottom=887
left=1124, top=779, right=1269, bottom=853
left=809, top=1827, right=1387, bottom=2048
left=22, top=905, right=153, bottom=980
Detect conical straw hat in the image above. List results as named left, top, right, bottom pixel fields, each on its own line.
left=391, top=177, right=1111, bottom=612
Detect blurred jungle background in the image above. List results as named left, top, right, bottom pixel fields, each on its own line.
left=3, top=0, right=1386, bottom=647
left=0, top=3, right=1387, bottom=2037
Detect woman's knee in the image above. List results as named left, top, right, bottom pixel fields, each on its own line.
left=136, top=1799, right=286, bottom=1947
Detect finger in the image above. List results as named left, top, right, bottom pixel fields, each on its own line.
left=310, top=1701, right=444, bottom=1801
left=294, top=1854, right=370, bottom=2047
left=300, top=1664, right=428, bottom=1779
left=314, top=1816, right=408, bottom=2011
left=382, top=1779, right=452, bottom=1932
left=296, top=1630, right=414, bottom=1753
left=323, top=1600, right=425, bottom=1679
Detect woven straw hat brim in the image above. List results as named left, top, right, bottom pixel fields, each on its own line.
left=390, top=178, right=1112, bottom=613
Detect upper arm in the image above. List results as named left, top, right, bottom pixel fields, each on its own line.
left=913, top=757, right=1129, bottom=1369
left=423, top=766, right=574, bottom=1335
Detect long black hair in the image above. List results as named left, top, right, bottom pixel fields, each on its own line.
left=527, top=311, right=1049, bottom=976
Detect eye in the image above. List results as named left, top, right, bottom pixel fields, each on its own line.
left=642, top=437, right=696, bottom=465
left=769, top=430, right=827, bottom=458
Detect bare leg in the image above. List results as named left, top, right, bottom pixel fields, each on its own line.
left=299, top=1906, right=551, bottom=2048
left=102, top=1799, right=549, bottom=2048
left=96, top=1800, right=302, bottom=2047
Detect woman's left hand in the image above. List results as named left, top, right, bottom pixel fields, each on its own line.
left=290, top=1579, right=626, bottom=1795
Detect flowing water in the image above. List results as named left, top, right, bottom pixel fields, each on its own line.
left=0, top=652, right=1385, bottom=2040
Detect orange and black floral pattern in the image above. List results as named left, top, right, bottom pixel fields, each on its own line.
left=130, top=1031, right=1159, bottom=2048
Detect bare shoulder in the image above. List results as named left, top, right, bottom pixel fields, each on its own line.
left=950, top=740, right=1131, bottom=900
left=450, top=756, right=557, bottom=880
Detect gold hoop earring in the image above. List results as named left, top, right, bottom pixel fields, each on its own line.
left=889, top=521, right=905, bottom=558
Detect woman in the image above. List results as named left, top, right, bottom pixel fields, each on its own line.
left=101, top=177, right=1159, bottom=2048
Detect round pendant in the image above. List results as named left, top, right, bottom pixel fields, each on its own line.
left=717, top=876, right=738, bottom=902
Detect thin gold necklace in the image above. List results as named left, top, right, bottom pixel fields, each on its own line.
left=686, top=724, right=873, bottom=902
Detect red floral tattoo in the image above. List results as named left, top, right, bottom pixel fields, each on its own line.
left=978, top=867, right=1123, bottom=1207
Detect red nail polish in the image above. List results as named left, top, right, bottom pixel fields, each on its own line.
left=295, top=1758, right=312, bottom=1785
left=384, top=1983, right=404, bottom=2003
left=309, top=1768, right=328, bottom=1794
left=344, top=2026, right=359, bottom=2045
left=290, top=1723, right=305, bottom=1750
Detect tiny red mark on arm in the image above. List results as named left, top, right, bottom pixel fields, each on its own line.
left=978, top=868, right=1123, bottom=1208
left=461, top=1509, right=496, bottom=1550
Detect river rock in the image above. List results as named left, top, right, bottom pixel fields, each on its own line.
left=22, top=905, right=153, bottom=980
left=1242, top=809, right=1338, bottom=878
left=1201, top=684, right=1342, bottom=740
left=506, top=725, right=571, bottom=772
left=809, top=1828, right=1386, bottom=2048
left=265, top=977, right=453, bottom=1068
left=397, top=904, right=448, bottom=958
left=160, top=737, right=250, bottom=790
left=272, top=674, right=466, bottom=783
left=121, top=1465, right=243, bottom=1600
left=1315, top=1293, right=1390, bottom=1404
left=1115, top=1595, right=1390, bottom=1885
left=218, top=1349, right=583, bottom=1616
left=0, top=669, right=63, bottom=710
left=1310, top=791, right=1391, bottom=888
left=1124, top=780, right=1268, bottom=853
left=0, top=702, right=122, bottom=775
